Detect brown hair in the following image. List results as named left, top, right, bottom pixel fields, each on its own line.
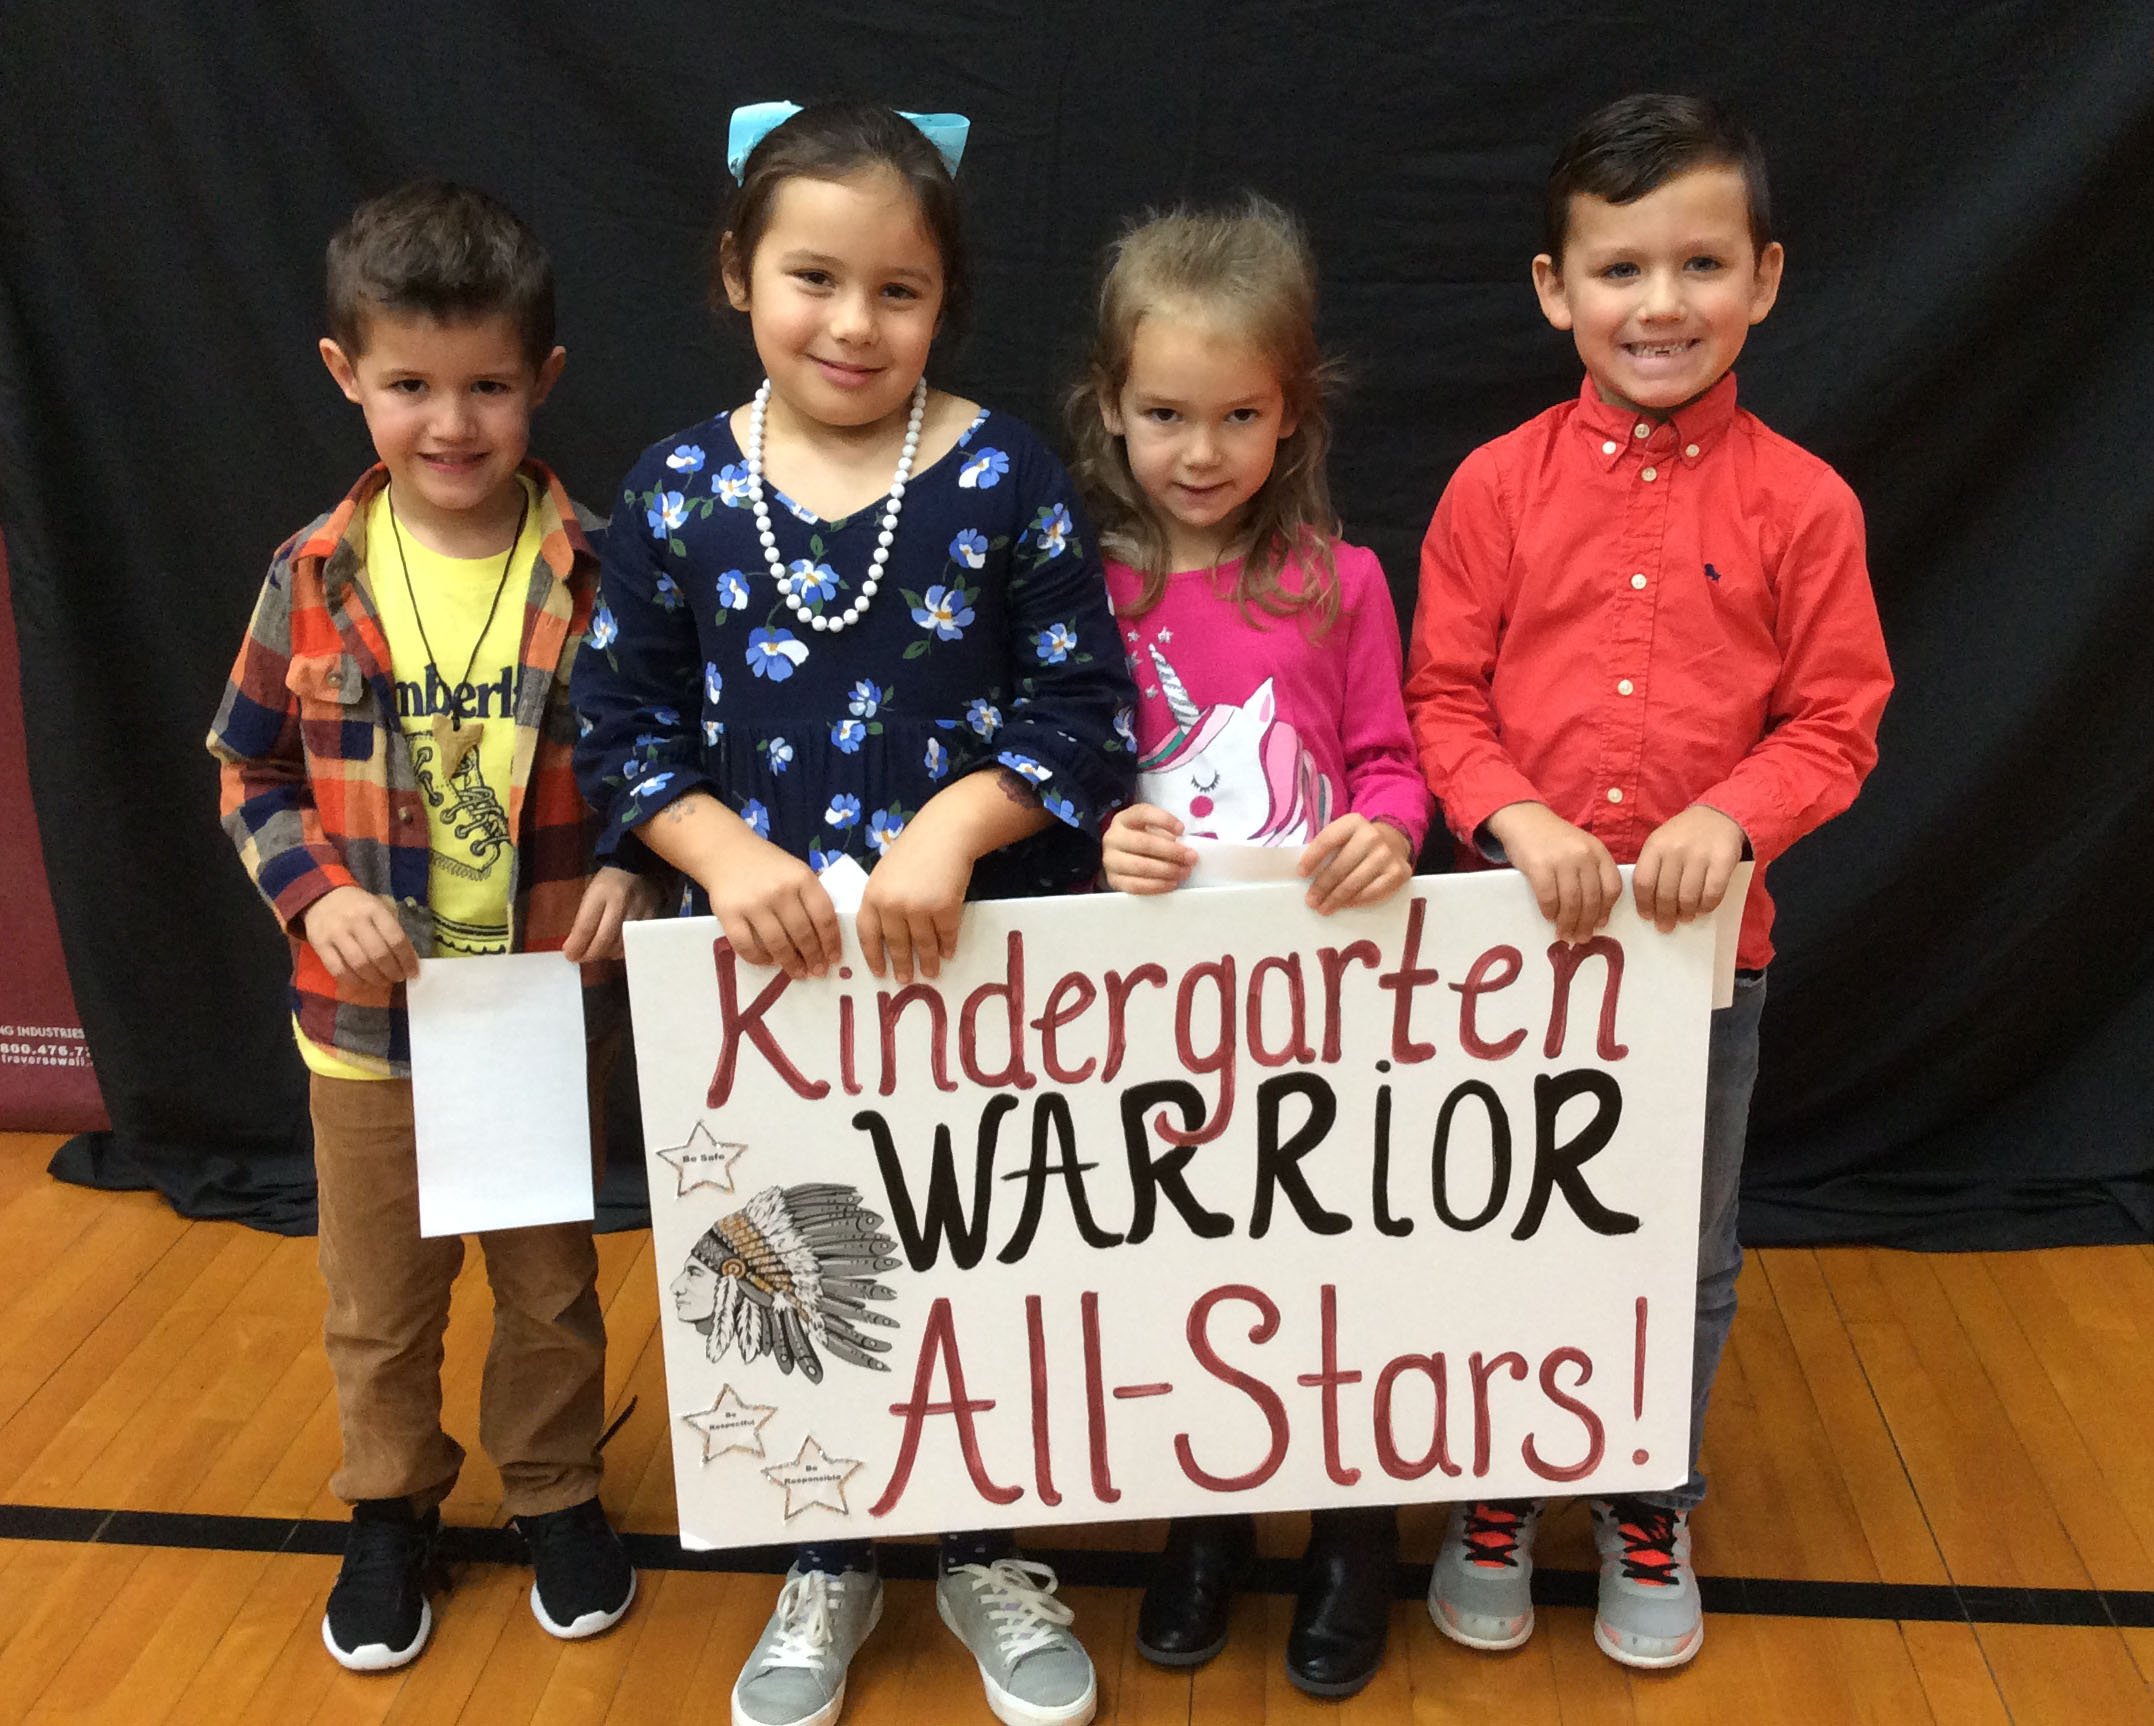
left=713, top=101, right=970, bottom=343
left=1545, top=93, right=1773, bottom=264
left=1066, top=195, right=1342, bottom=632
left=325, top=180, right=555, bottom=368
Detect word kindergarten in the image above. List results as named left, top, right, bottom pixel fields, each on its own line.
left=623, top=870, right=1736, bottom=1549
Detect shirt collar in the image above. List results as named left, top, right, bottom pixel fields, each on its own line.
left=301, top=460, right=587, bottom=579
left=1574, top=371, right=1741, bottom=470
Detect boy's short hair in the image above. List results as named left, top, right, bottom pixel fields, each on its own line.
left=1545, top=95, right=1773, bottom=263
left=325, top=180, right=555, bottom=368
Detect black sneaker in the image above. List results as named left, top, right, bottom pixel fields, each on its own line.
left=517, top=1496, right=637, bottom=1639
left=321, top=1499, right=441, bottom=1672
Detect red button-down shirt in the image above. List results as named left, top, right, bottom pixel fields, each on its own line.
left=1404, top=373, right=1892, bottom=969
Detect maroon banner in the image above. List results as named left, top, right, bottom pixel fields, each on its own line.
left=0, top=528, right=106, bottom=1130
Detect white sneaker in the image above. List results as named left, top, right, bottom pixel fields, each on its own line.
left=936, top=1558, right=1097, bottom=1726
left=731, top=1565, right=884, bottom=1726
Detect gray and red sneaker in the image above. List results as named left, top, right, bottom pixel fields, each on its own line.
left=1427, top=1498, right=1544, bottom=1650
left=1588, top=1498, right=1704, bottom=1669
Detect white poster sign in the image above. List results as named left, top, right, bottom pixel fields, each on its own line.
left=625, top=868, right=1740, bottom=1550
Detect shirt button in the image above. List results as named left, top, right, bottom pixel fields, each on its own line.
left=1602, top=440, right=1618, bottom=455
left=1607, top=787, right=1625, bottom=803
left=398, top=809, right=413, bottom=824
left=1633, top=423, right=1651, bottom=439
left=1631, top=573, right=1648, bottom=590
left=1685, top=443, right=1701, bottom=458
left=1642, top=466, right=1658, bottom=482
left=1617, top=678, right=1635, bottom=695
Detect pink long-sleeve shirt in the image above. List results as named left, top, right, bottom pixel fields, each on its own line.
left=1106, top=541, right=1433, bottom=851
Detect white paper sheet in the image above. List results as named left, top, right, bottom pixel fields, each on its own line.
left=816, top=853, right=872, bottom=914
left=407, top=952, right=593, bottom=1237
left=1183, top=838, right=1305, bottom=890
left=1710, top=861, right=1755, bottom=1008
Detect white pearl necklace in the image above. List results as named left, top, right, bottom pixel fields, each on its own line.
left=746, top=375, right=925, bottom=635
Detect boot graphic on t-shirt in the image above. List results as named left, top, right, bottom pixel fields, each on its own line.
left=414, top=737, right=511, bottom=884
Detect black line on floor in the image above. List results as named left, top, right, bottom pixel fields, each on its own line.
left=2, top=1502, right=2146, bottom=1630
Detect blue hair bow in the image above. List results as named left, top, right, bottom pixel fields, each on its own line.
left=726, top=101, right=970, bottom=183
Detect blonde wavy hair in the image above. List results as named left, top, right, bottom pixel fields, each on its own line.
left=1066, top=195, right=1344, bottom=632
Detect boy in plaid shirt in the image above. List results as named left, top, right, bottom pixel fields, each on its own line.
left=208, top=182, right=656, bottom=1671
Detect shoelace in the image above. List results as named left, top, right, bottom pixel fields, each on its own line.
left=519, top=1498, right=599, bottom=1566
left=1462, top=1501, right=1531, bottom=1569
left=949, top=1558, right=1074, bottom=1662
left=1464, top=1499, right=1533, bottom=1568
left=1609, top=1504, right=1682, bottom=1586
left=338, top=1512, right=432, bottom=1599
left=760, top=1570, right=846, bottom=1670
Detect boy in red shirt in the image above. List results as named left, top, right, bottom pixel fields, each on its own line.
left=1404, top=95, right=1891, bottom=1669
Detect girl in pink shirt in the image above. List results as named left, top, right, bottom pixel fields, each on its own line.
left=1067, top=196, right=1431, bottom=1698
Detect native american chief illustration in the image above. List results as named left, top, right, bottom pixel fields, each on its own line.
left=669, top=1184, right=902, bottom=1382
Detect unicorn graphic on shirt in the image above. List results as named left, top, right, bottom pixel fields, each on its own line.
left=1137, top=641, right=1335, bottom=844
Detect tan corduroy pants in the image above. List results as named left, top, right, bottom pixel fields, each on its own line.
left=309, top=1069, right=608, bottom=1517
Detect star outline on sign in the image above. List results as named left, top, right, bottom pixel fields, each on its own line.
left=681, top=1383, right=779, bottom=1463
left=655, top=1120, right=748, bottom=1198
left=762, top=1434, right=865, bottom=1520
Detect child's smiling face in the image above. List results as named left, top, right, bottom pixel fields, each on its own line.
left=1101, top=308, right=1297, bottom=570
left=724, top=166, right=945, bottom=439
left=1533, top=164, right=1784, bottom=420
left=320, top=310, right=562, bottom=553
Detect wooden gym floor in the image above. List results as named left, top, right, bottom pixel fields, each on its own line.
left=0, top=1129, right=2150, bottom=1724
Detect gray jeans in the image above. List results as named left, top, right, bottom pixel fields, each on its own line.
left=1634, top=967, right=1767, bottom=1514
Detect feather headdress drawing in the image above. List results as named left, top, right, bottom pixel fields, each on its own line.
left=669, top=1183, right=902, bottom=1382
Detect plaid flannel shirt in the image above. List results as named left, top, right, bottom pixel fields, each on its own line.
left=208, top=461, right=614, bottom=1073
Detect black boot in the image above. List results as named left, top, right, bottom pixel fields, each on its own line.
left=1136, top=1513, right=1256, bottom=1666
left=1286, top=1505, right=1397, bottom=1696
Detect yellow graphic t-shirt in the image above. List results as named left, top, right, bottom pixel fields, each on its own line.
left=296, top=480, right=542, bottom=1080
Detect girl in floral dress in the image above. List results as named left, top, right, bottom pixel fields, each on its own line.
left=572, top=102, right=1130, bottom=1726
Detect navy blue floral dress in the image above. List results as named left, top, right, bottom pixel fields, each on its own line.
left=573, top=408, right=1137, bottom=898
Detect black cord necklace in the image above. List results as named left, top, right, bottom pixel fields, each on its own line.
left=386, top=484, right=529, bottom=773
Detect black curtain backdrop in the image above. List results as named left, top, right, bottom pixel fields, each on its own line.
left=1, top=2, right=2148, bottom=1246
